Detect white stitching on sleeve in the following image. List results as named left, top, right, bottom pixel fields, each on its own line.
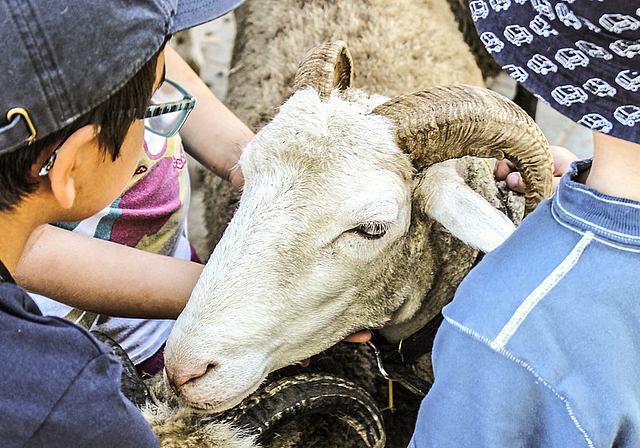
left=444, top=315, right=595, bottom=448
left=490, top=231, right=594, bottom=351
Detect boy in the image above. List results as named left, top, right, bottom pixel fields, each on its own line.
left=410, top=0, right=640, bottom=446
left=15, top=46, right=254, bottom=379
left=0, top=0, right=242, bottom=445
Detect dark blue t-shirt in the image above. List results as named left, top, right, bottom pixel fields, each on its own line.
left=0, top=280, right=158, bottom=447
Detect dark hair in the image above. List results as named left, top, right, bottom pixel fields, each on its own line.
left=0, top=46, right=163, bottom=212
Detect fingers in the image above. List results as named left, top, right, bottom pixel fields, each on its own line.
left=494, top=146, right=580, bottom=195
left=493, top=159, right=516, bottom=181
left=506, top=171, right=526, bottom=194
left=494, top=159, right=526, bottom=193
left=298, top=358, right=310, bottom=367
left=343, top=329, right=372, bottom=343
left=299, top=330, right=372, bottom=368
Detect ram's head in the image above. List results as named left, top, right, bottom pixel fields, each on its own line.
left=164, top=41, right=553, bottom=412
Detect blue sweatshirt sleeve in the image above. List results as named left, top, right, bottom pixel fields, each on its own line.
left=408, top=318, right=589, bottom=448
left=25, top=353, right=158, bottom=448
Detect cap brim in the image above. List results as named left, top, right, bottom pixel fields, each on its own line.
left=171, top=0, right=245, bottom=33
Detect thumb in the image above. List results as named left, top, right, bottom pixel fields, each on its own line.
left=506, top=172, right=525, bottom=194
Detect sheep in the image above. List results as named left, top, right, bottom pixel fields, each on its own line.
left=163, top=1, right=553, bottom=445
left=162, top=23, right=552, bottom=448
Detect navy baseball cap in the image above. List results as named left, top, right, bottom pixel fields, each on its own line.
left=0, top=0, right=244, bottom=154
left=472, top=0, right=640, bottom=144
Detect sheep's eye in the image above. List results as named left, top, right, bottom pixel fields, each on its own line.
left=351, top=222, right=388, bottom=240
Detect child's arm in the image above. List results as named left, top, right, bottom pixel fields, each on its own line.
left=14, top=224, right=203, bottom=319
left=15, top=224, right=374, bottom=342
left=165, top=45, right=253, bottom=191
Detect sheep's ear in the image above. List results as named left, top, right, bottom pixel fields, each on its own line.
left=415, top=161, right=515, bottom=253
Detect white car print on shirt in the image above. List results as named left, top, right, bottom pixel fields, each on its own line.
left=610, top=40, right=640, bottom=59
left=504, top=25, right=534, bottom=46
left=599, top=14, right=640, bottom=33
left=503, top=64, right=529, bottom=83
left=489, top=0, right=511, bottom=12
left=555, top=3, right=582, bottom=29
left=530, top=15, right=558, bottom=37
left=582, top=78, right=617, bottom=97
left=527, top=54, right=558, bottom=74
left=531, top=0, right=555, bottom=20
left=614, top=105, right=640, bottom=126
left=481, top=32, right=505, bottom=53
left=551, top=85, right=588, bottom=106
left=616, top=70, right=640, bottom=92
left=575, top=40, right=613, bottom=60
left=578, top=113, right=613, bottom=133
left=555, top=48, right=589, bottom=70
left=470, top=0, right=490, bottom=20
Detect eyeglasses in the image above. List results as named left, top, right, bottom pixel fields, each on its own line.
left=144, top=78, right=197, bottom=138
left=39, top=79, right=196, bottom=176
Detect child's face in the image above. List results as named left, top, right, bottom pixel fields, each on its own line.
left=69, top=51, right=166, bottom=220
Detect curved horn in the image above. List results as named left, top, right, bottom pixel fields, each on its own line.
left=217, top=373, right=386, bottom=448
left=293, top=40, right=354, bottom=101
left=372, top=84, right=553, bottom=215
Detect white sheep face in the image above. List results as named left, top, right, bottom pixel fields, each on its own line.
left=164, top=88, right=414, bottom=411
left=163, top=86, right=518, bottom=411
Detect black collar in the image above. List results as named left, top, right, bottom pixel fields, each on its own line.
left=370, top=312, right=443, bottom=366
left=0, top=258, right=15, bottom=284
left=368, top=312, right=444, bottom=396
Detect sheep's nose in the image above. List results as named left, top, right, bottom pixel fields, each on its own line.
left=167, top=363, right=217, bottom=391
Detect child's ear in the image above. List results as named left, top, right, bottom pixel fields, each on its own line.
left=46, top=125, right=100, bottom=209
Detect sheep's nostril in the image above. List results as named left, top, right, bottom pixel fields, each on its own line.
left=167, top=363, right=218, bottom=391
left=204, top=362, right=218, bottom=376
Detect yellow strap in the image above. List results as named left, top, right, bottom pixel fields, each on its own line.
left=63, top=308, right=102, bottom=330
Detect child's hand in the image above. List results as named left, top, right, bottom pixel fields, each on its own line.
left=343, top=329, right=373, bottom=342
left=494, top=145, right=580, bottom=194
left=229, top=164, right=245, bottom=191
left=296, top=329, right=374, bottom=367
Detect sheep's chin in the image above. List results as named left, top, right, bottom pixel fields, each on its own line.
left=176, top=374, right=266, bottom=413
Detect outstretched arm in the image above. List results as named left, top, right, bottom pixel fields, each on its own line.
left=16, top=225, right=375, bottom=343
left=165, top=45, right=253, bottom=191
left=15, top=224, right=203, bottom=319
